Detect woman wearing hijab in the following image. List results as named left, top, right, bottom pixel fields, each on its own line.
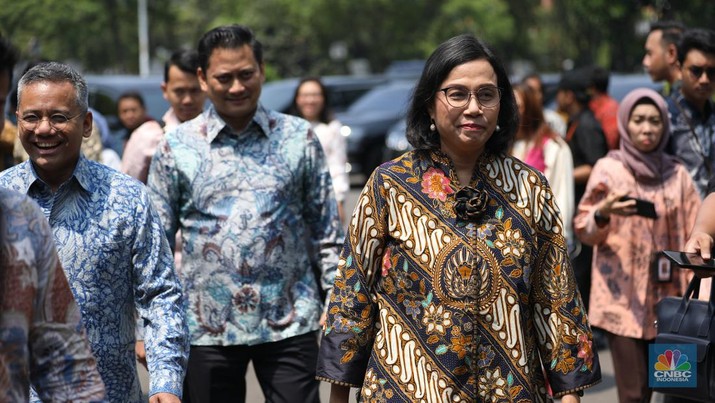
left=574, top=88, right=701, bottom=403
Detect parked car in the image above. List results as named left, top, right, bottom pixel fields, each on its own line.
left=260, top=74, right=390, bottom=114
left=385, top=73, right=663, bottom=160
left=86, top=74, right=168, bottom=155
left=338, top=79, right=415, bottom=178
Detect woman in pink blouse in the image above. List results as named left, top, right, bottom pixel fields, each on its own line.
left=574, top=88, right=701, bottom=403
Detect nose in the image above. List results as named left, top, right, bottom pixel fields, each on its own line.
left=34, top=117, right=55, bottom=133
left=465, top=94, right=484, bottom=113
left=229, top=78, right=246, bottom=93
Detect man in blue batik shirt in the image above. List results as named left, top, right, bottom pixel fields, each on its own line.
left=0, top=62, right=188, bottom=403
left=147, top=25, right=342, bottom=403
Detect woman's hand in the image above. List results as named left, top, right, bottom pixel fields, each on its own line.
left=596, top=191, right=634, bottom=219
left=560, top=392, right=581, bottom=403
left=329, top=384, right=351, bottom=403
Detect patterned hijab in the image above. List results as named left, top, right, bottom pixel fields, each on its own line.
left=607, top=87, right=678, bottom=185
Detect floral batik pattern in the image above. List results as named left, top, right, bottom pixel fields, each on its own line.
left=0, top=189, right=106, bottom=402
left=147, top=105, right=342, bottom=347
left=317, top=150, right=601, bottom=402
left=0, top=158, right=188, bottom=402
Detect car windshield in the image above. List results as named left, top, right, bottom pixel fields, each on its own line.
left=260, top=79, right=299, bottom=112
left=346, top=84, right=413, bottom=115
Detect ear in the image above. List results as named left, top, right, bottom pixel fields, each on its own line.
left=198, top=68, right=208, bottom=92
left=666, top=43, right=679, bottom=65
left=83, top=110, right=94, bottom=139
left=259, top=63, right=266, bottom=84
left=161, top=82, right=169, bottom=101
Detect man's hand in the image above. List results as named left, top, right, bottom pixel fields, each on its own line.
left=149, top=392, right=181, bottom=403
left=135, top=340, right=147, bottom=369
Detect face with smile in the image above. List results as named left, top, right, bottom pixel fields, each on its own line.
left=627, top=102, right=663, bottom=153
left=429, top=59, right=500, bottom=161
left=17, top=81, right=92, bottom=189
left=198, top=45, right=265, bottom=131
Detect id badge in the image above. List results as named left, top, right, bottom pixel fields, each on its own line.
left=651, top=251, right=672, bottom=283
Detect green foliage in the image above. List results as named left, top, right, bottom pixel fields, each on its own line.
left=0, top=0, right=713, bottom=77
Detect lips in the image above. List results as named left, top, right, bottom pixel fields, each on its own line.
left=460, top=123, right=485, bottom=131
left=33, top=139, right=63, bottom=152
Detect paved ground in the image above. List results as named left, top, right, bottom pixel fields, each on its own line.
left=139, top=345, right=625, bottom=401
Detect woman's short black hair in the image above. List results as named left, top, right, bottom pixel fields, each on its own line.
left=405, top=34, right=518, bottom=155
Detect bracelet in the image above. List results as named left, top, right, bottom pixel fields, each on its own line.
left=594, top=209, right=610, bottom=225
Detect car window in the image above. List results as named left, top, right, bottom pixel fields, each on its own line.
left=260, top=79, right=299, bottom=112
left=346, top=84, right=413, bottom=115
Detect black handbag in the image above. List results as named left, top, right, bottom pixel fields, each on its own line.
left=654, top=277, right=715, bottom=402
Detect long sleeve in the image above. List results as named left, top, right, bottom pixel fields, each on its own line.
left=29, top=207, right=107, bottom=402
left=531, top=174, right=602, bottom=397
left=132, top=189, right=189, bottom=397
left=574, top=159, right=613, bottom=247
left=316, top=169, right=386, bottom=387
left=322, top=120, right=350, bottom=202
left=303, top=131, right=344, bottom=301
left=147, top=138, right=181, bottom=249
left=0, top=192, right=106, bottom=402
left=544, top=137, right=575, bottom=244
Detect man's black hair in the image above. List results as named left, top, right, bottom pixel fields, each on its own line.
left=164, top=49, right=200, bottom=83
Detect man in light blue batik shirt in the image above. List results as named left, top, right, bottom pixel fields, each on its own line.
left=147, top=25, right=342, bottom=403
left=0, top=62, right=189, bottom=403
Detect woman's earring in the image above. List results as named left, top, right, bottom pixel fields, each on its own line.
left=495, top=124, right=501, bottom=132
left=430, top=122, right=436, bottom=132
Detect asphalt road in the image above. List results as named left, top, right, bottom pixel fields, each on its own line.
left=138, top=183, right=632, bottom=402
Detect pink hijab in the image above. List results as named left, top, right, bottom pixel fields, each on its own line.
left=606, top=88, right=678, bottom=185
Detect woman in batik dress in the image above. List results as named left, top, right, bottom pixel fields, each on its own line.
left=316, top=34, right=602, bottom=403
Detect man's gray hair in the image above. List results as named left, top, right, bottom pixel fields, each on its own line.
left=18, top=62, right=88, bottom=113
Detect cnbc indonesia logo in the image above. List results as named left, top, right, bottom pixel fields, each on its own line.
left=649, top=344, right=696, bottom=388
left=653, top=349, right=693, bottom=383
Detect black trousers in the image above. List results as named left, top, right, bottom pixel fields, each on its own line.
left=183, top=331, right=321, bottom=403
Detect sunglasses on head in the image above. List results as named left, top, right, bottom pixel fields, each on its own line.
left=687, top=65, right=715, bottom=81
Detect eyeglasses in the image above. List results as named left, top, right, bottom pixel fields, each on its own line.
left=687, top=65, right=715, bottom=81
left=439, top=86, right=501, bottom=109
left=18, top=112, right=83, bottom=132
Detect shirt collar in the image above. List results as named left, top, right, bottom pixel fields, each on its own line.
left=162, top=107, right=181, bottom=130
left=674, top=91, right=715, bottom=121
left=18, top=155, right=95, bottom=194
left=205, top=103, right=273, bottom=143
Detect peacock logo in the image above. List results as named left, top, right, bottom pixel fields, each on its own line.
left=649, top=344, right=696, bottom=387
left=654, top=349, right=692, bottom=372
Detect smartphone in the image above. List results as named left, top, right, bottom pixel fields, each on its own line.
left=663, top=250, right=715, bottom=270
left=619, top=196, right=657, bottom=219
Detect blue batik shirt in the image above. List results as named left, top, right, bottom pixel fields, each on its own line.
left=0, top=157, right=189, bottom=402
left=147, top=104, right=343, bottom=346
